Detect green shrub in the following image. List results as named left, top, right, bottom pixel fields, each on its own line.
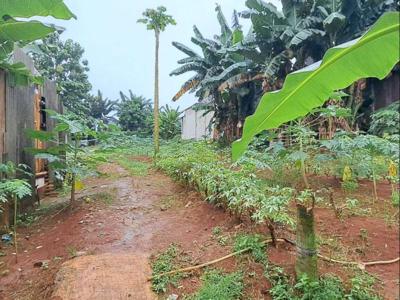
left=151, top=245, right=181, bottom=293
left=234, top=234, right=267, bottom=264
left=187, top=269, right=244, bottom=300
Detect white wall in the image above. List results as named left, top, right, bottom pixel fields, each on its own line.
left=181, top=107, right=214, bottom=140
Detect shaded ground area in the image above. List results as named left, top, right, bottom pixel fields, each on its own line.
left=0, top=158, right=398, bottom=299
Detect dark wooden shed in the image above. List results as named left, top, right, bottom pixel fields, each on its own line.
left=0, top=48, right=61, bottom=230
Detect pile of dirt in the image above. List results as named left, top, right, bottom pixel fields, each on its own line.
left=52, top=253, right=154, bottom=300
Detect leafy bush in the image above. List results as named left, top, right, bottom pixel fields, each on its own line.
left=369, top=101, right=399, bottom=137
left=156, top=141, right=295, bottom=234
left=160, top=105, right=182, bottom=140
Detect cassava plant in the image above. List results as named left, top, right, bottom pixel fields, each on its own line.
left=0, top=162, right=32, bottom=262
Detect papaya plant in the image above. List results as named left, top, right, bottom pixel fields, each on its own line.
left=26, top=110, right=95, bottom=206
left=0, top=162, right=32, bottom=262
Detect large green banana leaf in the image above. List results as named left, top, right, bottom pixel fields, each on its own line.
left=232, top=12, right=400, bottom=160
left=0, top=0, right=75, bottom=19
left=0, top=19, right=55, bottom=43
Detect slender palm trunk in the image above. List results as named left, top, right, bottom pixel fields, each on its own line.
left=70, top=137, right=79, bottom=205
left=154, top=30, right=160, bottom=155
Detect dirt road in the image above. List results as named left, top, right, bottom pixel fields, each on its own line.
left=0, top=161, right=239, bottom=299
left=0, top=159, right=398, bottom=299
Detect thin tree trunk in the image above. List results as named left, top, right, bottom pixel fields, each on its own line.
left=13, top=195, right=18, bottom=263
left=70, top=138, right=79, bottom=206
left=153, top=30, right=160, bottom=155
left=295, top=204, right=318, bottom=281
left=267, top=221, right=277, bottom=247
left=70, top=172, right=76, bottom=205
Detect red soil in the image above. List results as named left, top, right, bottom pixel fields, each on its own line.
left=0, top=161, right=398, bottom=299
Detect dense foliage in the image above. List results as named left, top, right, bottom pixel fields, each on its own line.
left=32, top=33, right=92, bottom=115
left=369, top=101, right=400, bottom=136
left=159, top=105, right=181, bottom=140
left=0, top=0, right=74, bottom=85
left=116, top=90, right=153, bottom=136
left=171, top=1, right=398, bottom=142
left=233, top=12, right=400, bottom=159
left=84, top=90, right=116, bottom=123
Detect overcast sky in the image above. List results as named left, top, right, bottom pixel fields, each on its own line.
left=52, top=0, right=282, bottom=110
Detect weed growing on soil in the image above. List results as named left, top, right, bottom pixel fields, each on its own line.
left=91, top=191, right=114, bottom=205
left=151, top=244, right=182, bottom=293
left=66, top=246, right=77, bottom=258
left=211, top=227, right=230, bottom=246
left=16, top=202, right=69, bottom=227
left=265, top=266, right=381, bottom=300
left=234, top=234, right=268, bottom=265
left=116, top=157, right=149, bottom=176
left=185, top=269, right=244, bottom=300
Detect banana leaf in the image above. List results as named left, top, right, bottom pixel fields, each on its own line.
left=232, top=12, right=400, bottom=160
left=0, top=0, right=75, bottom=19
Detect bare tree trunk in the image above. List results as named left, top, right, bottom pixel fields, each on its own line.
left=153, top=30, right=160, bottom=155
left=70, top=172, right=76, bottom=205
left=295, top=204, right=318, bottom=281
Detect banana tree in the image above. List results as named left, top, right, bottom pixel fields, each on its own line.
left=171, top=5, right=258, bottom=142
left=232, top=12, right=400, bottom=281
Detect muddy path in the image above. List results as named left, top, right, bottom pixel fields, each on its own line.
left=0, top=159, right=399, bottom=299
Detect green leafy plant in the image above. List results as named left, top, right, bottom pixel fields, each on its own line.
left=159, top=104, right=182, bottom=140
left=234, top=234, right=267, bottom=265
left=151, top=244, right=181, bottom=293
left=233, top=12, right=400, bottom=160
left=0, top=0, right=75, bottom=85
left=27, top=110, right=95, bottom=205
left=186, top=269, right=244, bottom=300
left=32, top=32, right=92, bottom=114
left=369, top=101, right=399, bottom=136
left=116, top=91, right=153, bottom=136
left=0, top=162, right=32, bottom=262
left=156, top=141, right=295, bottom=245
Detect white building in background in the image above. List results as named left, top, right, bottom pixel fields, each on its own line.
left=181, top=105, right=214, bottom=140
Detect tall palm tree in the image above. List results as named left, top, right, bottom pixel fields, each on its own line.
left=138, top=6, right=176, bottom=154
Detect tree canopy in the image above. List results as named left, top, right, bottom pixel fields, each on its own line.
left=116, top=90, right=154, bottom=136
left=32, top=33, right=92, bottom=115
left=137, top=6, right=176, bottom=32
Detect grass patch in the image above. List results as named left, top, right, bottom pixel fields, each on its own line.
left=151, top=244, right=183, bottom=294
left=185, top=269, right=244, bottom=300
left=116, top=156, right=150, bottom=176
left=88, top=191, right=115, bottom=205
